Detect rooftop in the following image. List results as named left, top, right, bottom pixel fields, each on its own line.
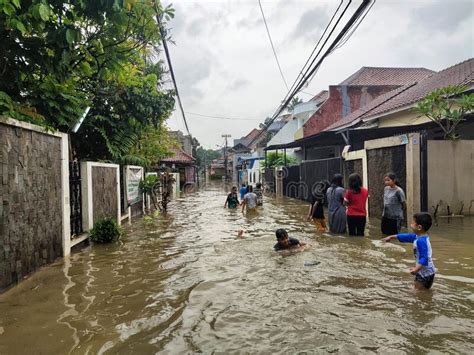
left=339, top=67, right=434, bottom=86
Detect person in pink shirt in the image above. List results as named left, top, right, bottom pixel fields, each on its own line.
left=344, top=173, right=369, bottom=236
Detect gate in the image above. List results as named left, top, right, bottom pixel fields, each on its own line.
left=282, top=165, right=302, bottom=199
left=264, top=168, right=275, bottom=193
left=69, top=160, right=83, bottom=237
left=300, top=157, right=342, bottom=201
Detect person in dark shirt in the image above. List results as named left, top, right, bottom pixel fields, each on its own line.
left=224, top=186, right=240, bottom=209
left=273, top=229, right=305, bottom=251
left=307, top=194, right=326, bottom=232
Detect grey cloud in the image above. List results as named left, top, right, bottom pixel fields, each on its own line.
left=292, top=7, right=330, bottom=40
left=186, top=19, right=205, bottom=37
left=229, top=78, right=250, bottom=90
left=413, top=0, right=473, bottom=32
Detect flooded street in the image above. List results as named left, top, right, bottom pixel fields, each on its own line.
left=1, top=185, right=473, bottom=354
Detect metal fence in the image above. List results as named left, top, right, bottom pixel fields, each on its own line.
left=264, top=168, right=275, bottom=193
left=69, top=161, right=83, bottom=237
left=282, top=165, right=301, bottom=199
left=300, top=157, right=343, bottom=201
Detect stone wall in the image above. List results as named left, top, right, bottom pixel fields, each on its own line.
left=367, top=145, right=406, bottom=219
left=344, top=159, right=363, bottom=187
left=92, top=166, right=118, bottom=224
left=0, top=121, right=63, bottom=292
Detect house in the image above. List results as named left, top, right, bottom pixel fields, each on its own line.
left=267, top=91, right=328, bottom=161
left=326, top=58, right=474, bottom=131
left=264, top=58, right=474, bottom=220
left=328, top=58, right=474, bottom=217
left=160, top=148, right=197, bottom=189
left=301, top=67, right=435, bottom=138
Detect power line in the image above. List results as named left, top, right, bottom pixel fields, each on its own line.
left=286, top=0, right=345, bottom=100
left=258, top=0, right=289, bottom=90
left=186, top=112, right=262, bottom=121
left=252, top=0, right=374, bottom=145
left=153, top=1, right=191, bottom=136
left=278, top=0, right=350, bottom=116
left=330, top=0, right=376, bottom=53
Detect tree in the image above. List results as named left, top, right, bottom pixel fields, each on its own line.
left=195, top=147, right=221, bottom=169
left=0, top=0, right=176, bottom=161
left=287, top=96, right=303, bottom=112
left=128, top=124, right=179, bottom=167
left=414, top=85, right=474, bottom=140
left=265, top=152, right=298, bottom=168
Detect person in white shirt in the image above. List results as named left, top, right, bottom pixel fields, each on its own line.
left=242, top=185, right=258, bottom=214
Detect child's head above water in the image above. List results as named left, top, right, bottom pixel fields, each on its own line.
left=275, top=228, right=289, bottom=247
left=411, top=212, right=432, bottom=234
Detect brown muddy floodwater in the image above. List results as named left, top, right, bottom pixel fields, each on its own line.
left=0, top=185, right=473, bottom=354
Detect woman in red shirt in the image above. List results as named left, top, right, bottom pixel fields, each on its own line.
left=344, top=173, right=369, bottom=236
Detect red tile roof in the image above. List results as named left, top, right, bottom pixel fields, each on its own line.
left=161, top=148, right=195, bottom=164
left=339, top=67, right=434, bottom=86
left=244, top=128, right=261, bottom=140
left=311, top=90, right=329, bottom=104
left=325, top=58, right=474, bottom=130
left=361, top=58, right=474, bottom=121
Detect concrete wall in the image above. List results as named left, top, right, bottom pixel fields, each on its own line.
left=427, top=140, right=474, bottom=215
left=0, top=118, right=69, bottom=292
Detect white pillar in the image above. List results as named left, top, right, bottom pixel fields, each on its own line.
left=60, top=133, right=71, bottom=256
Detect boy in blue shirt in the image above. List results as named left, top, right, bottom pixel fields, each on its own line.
left=383, top=212, right=436, bottom=290
left=240, top=184, right=248, bottom=199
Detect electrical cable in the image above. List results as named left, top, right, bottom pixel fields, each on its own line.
left=186, top=112, right=262, bottom=121
left=284, top=0, right=345, bottom=102
left=153, top=1, right=191, bottom=136
left=251, top=0, right=373, bottom=146
left=330, top=0, right=376, bottom=53
left=258, top=0, right=290, bottom=90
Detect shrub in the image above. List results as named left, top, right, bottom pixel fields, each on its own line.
left=90, top=217, right=122, bottom=244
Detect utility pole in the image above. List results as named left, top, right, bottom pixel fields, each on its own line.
left=222, top=134, right=231, bottom=182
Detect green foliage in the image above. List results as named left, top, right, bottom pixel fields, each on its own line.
left=414, top=85, right=474, bottom=140
left=139, top=174, right=158, bottom=195
left=90, top=217, right=122, bottom=244
left=195, top=147, right=221, bottom=169
left=288, top=96, right=303, bottom=112
left=0, top=0, right=176, bottom=161
left=128, top=125, right=178, bottom=167
left=265, top=152, right=298, bottom=168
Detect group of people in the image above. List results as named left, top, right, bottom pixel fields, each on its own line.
left=308, top=172, right=406, bottom=237
left=274, top=211, right=436, bottom=290
left=224, top=182, right=263, bottom=213
left=284, top=171, right=435, bottom=291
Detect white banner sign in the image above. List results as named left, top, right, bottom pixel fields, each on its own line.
left=127, top=167, right=143, bottom=205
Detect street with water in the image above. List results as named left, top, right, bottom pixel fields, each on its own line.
left=0, top=185, right=473, bottom=354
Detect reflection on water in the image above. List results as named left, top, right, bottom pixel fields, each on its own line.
left=0, top=185, right=473, bottom=354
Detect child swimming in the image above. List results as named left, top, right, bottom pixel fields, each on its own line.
left=273, top=229, right=306, bottom=251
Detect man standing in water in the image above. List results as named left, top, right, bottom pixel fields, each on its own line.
left=241, top=185, right=258, bottom=214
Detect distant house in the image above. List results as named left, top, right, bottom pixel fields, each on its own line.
left=267, top=91, right=328, bottom=161
left=160, top=148, right=196, bottom=188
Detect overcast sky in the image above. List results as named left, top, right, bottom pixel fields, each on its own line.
left=162, top=0, right=474, bottom=149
